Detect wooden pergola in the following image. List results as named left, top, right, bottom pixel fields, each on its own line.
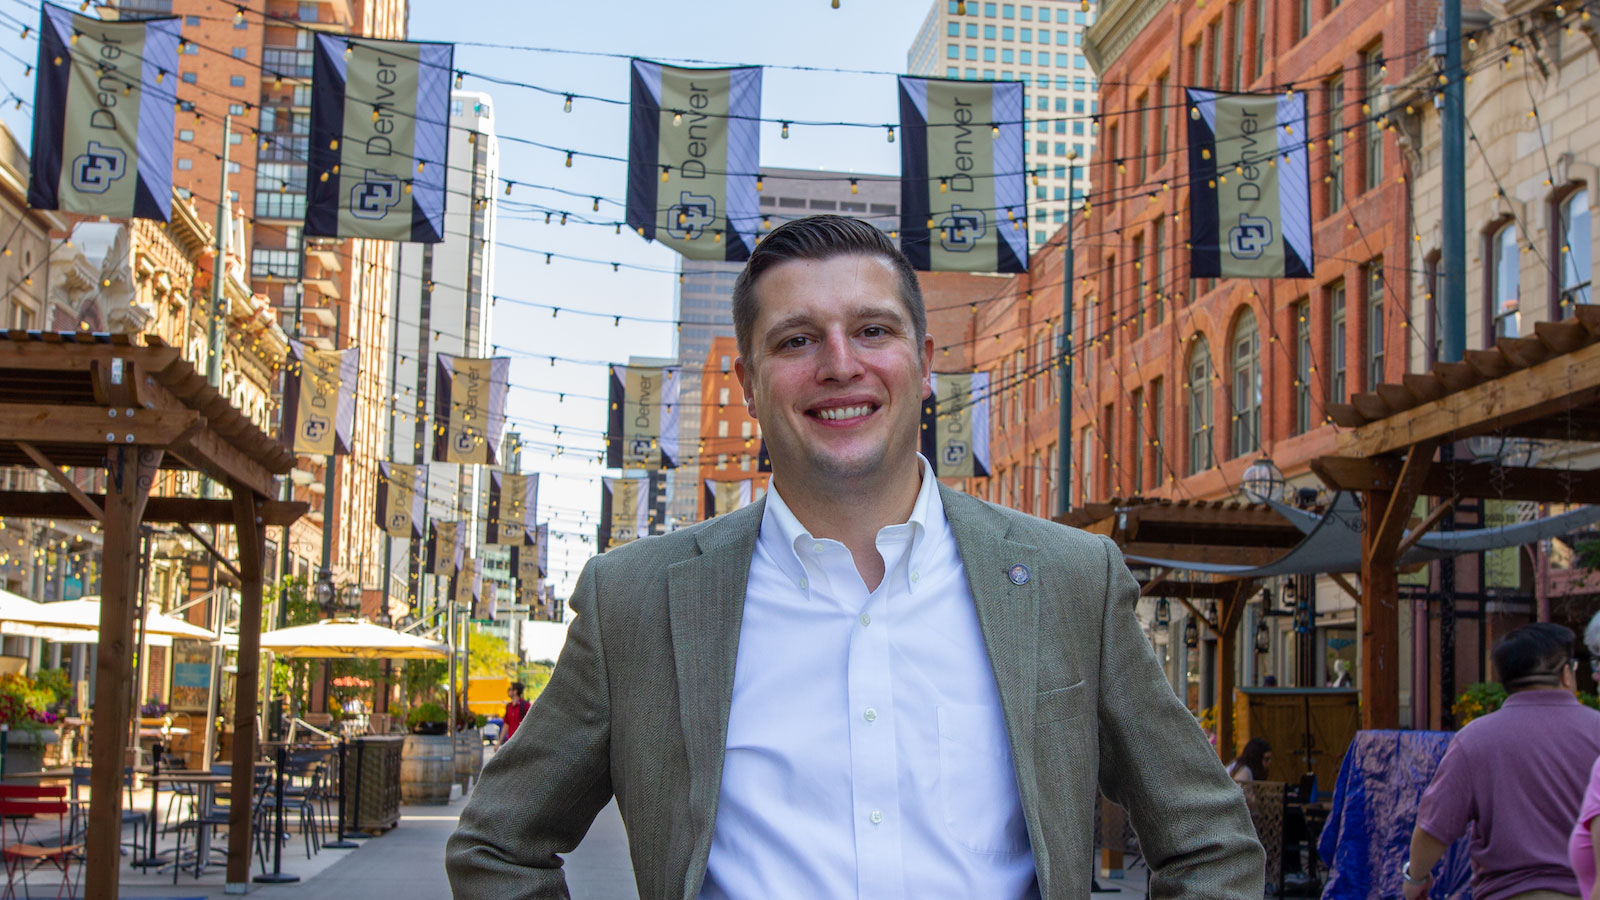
left=1060, top=498, right=1317, bottom=757
left=1316, top=308, right=1600, bottom=730
left=0, top=331, right=304, bottom=899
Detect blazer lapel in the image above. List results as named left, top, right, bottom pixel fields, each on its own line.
left=666, top=497, right=764, bottom=895
left=939, top=487, right=1045, bottom=851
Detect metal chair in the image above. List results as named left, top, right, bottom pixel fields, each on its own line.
left=0, top=786, right=81, bottom=900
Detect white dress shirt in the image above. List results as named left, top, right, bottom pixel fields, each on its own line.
left=700, top=456, right=1038, bottom=900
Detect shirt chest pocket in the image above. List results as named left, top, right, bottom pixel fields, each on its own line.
left=937, top=703, right=1031, bottom=856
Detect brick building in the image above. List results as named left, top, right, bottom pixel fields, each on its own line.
left=696, top=336, right=768, bottom=521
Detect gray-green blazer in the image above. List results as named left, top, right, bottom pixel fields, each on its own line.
left=447, top=485, right=1264, bottom=899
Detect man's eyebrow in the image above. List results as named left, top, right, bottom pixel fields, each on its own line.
left=760, top=306, right=908, bottom=343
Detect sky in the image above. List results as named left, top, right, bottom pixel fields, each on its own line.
left=0, top=0, right=931, bottom=598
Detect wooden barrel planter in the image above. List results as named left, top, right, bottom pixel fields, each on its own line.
left=454, top=729, right=481, bottom=785
left=400, top=733, right=454, bottom=805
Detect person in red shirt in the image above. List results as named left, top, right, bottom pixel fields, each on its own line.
left=501, top=682, right=530, bottom=744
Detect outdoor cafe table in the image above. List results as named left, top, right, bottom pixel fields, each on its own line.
left=140, top=772, right=234, bottom=876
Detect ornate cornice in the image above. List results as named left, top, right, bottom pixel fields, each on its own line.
left=1085, top=0, right=1169, bottom=76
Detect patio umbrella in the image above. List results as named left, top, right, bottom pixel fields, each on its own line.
left=0, top=590, right=215, bottom=645
left=255, top=618, right=448, bottom=660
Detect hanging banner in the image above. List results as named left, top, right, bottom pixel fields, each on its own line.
left=898, top=76, right=1027, bottom=274
left=703, top=479, right=753, bottom=518
left=434, top=354, right=510, bottom=466
left=1185, top=89, right=1314, bottom=278
left=920, top=372, right=992, bottom=478
left=281, top=341, right=359, bottom=456
left=376, top=462, right=425, bottom=538
left=305, top=34, right=453, bottom=242
left=27, top=4, right=180, bottom=221
left=486, top=471, right=538, bottom=545
left=453, top=555, right=482, bottom=612
left=606, top=365, right=682, bottom=469
left=513, top=525, right=547, bottom=613
left=626, top=59, right=762, bottom=260
left=426, top=519, right=463, bottom=576
left=600, top=473, right=665, bottom=552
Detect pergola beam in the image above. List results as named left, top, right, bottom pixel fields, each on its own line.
left=0, top=492, right=306, bottom=526
left=0, top=406, right=202, bottom=447
left=14, top=442, right=103, bottom=522
left=1312, top=455, right=1600, bottom=504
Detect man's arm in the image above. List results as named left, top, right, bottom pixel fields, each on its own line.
left=446, top=558, right=614, bottom=899
left=1401, top=826, right=1449, bottom=900
left=1093, top=536, right=1266, bottom=898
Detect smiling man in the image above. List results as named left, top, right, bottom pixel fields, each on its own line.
left=446, top=216, right=1263, bottom=899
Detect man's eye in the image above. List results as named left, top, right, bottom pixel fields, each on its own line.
left=780, top=336, right=810, bottom=349
left=862, top=326, right=887, bottom=337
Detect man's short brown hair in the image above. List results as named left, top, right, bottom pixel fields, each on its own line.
left=731, top=215, right=927, bottom=360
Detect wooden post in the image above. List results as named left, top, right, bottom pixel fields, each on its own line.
left=226, top=485, right=265, bottom=889
left=1215, top=582, right=1251, bottom=759
left=1362, top=488, right=1401, bottom=729
left=84, top=447, right=159, bottom=900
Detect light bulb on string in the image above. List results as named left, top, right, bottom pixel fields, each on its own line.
left=781, top=121, right=790, bottom=139
left=563, top=94, right=573, bottom=113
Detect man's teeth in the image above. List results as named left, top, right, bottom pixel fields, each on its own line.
left=817, top=405, right=872, bottom=421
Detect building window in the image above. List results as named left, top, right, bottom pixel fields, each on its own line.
left=1151, top=218, right=1166, bottom=325
left=1327, top=77, right=1344, bottom=214
left=181, top=72, right=197, bottom=83
left=1424, top=251, right=1443, bottom=368
left=1294, top=299, right=1312, bottom=434
left=1298, top=0, right=1312, bottom=40
left=1364, top=43, right=1384, bottom=192
left=1329, top=280, right=1347, bottom=403
left=1187, top=336, right=1214, bottom=475
left=230, top=75, right=246, bottom=87
left=1366, top=261, right=1384, bottom=390
left=178, top=129, right=193, bottom=142
left=1134, top=93, right=1148, bottom=185
left=1489, top=222, right=1520, bottom=340
left=1231, top=2, right=1244, bottom=89
left=1254, top=0, right=1266, bottom=81
left=1557, top=188, right=1592, bottom=316
left=1102, top=402, right=1116, bottom=497
left=1150, top=379, right=1164, bottom=490
left=949, top=43, right=960, bottom=59
left=1131, top=387, right=1144, bottom=492
left=1154, top=75, right=1168, bottom=170
left=176, top=158, right=193, bottom=171
left=251, top=249, right=300, bottom=280
left=232, top=47, right=247, bottom=59
left=1131, top=234, right=1146, bottom=337
left=1209, top=22, right=1222, bottom=88
left=1230, top=307, right=1261, bottom=457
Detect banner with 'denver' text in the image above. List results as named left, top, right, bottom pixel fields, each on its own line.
left=898, top=76, right=1027, bottom=274
left=306, top=34, right=453, bottom=242
left=1186, top=89, right=1313, bottom=278
left=376, top=462, right=425, bottom=539
left=600, top=474, right=665, bottom=552
left=434, top=355, right=510, bottom=466
left=627, top=59, right=761, bottom=261
left=920, top=372, right=992, bottom=478
left=607, top=365, right=682, bottom=469
left=426, top=520, right=462, bottom=576
left=28, top=4, right=180, bottom=221
left=487, top=472, right=538, bottom=546
left=281, top=342, right=358, bottom=457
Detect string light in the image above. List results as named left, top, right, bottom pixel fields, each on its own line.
left=781, top=121, right=790, bottom=139
left=563, top=94, right=573, bottom=113
left=455, top=71, right=463, bottom=89
left=887, top=126, right=895, bottom=142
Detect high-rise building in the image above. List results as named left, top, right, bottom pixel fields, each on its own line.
left=393, top=91, right=502, bottom=618
left=907, top=0, right=1099, bottom=250
left=107, top=0, right=408, bottom=602
left=665, top=168, right=899, bottom=528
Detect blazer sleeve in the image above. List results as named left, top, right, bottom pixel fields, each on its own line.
left=1092, top=535, right=1266, bottom=898
left=446, top=556, right=615, bottom=899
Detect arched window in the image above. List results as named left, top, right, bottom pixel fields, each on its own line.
left=1489, top=222, right=1520, bottom=341
left=1187, top=336, right=1214, bottom=475
left=1558, top=188, right=1592, bottom=317
left=1230, top=308, right=1261, bottom=456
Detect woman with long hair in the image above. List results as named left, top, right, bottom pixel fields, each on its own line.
left=1227, top=738, right=1272, bottom=783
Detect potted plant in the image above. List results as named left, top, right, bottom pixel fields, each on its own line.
left=406, top=701, right=448, bottom=736
left=0, top=673, right=60, bottom=777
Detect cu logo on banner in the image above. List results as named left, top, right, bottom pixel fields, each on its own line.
left=665, top=192, right=716, bottom=240
left=71, top=141, right=127, bottom=194
left=301, top=414, right=330, bottom=443
left=350, top=169, right=402, bottom=219
left=942, top=440, right=969, bottom=468
left=452, top=429, right=476, bottom=455
left=938, top=205, right=987, bottom=252
left=388, top=513, right=408, bottom=529
left=1228, top=213, right=1275, bottom=260
left=628, top=438, right=652, bottom=459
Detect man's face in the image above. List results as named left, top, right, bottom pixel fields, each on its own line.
left=506, top=687, right=519, bottom=701
left=735, top=254, right=933, bottom=493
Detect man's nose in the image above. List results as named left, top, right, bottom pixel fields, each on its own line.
left=816, top=331, right=865, bottom=381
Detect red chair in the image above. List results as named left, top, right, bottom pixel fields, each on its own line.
left=0, top=785, right=82, bottom=900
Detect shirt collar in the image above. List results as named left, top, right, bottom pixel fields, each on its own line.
left=760, top=454, right=945, bottom=572
left=1501, top=689, right=1582, bottom=707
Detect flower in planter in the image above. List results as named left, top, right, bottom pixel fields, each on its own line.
left=0, top=673, right=59, bottom=733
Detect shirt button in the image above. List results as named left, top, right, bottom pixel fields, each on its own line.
left=864, top=708, right=877, bottom=722
left=860, top=613, right=871, bottom=626
left=870, top=809, right=884, bottom=825
left=911, top=570, right=920, bottom=582
left=813, top=542, right=825, bottom=553
left=798, top=579, right=808, bottom=590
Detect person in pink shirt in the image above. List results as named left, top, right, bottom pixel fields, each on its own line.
left=1569, top=612, right=1600, bottom=900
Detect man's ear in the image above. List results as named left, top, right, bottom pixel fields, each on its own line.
left=921, top=334, right=935, bottom=398
left=734, top=355, right=758, bottom=418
